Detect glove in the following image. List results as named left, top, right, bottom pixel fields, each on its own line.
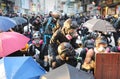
left=82, top=63, right=91, bottom=70
left=76, top=56, right=82, bottom=61
left=82, top=60, right=95, bottom=70
left=74, top=56, right=82, bottom=62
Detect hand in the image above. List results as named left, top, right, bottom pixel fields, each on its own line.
left=66, top=57, right=69, bottom=61
left=82, top=63, right=91, bottom=70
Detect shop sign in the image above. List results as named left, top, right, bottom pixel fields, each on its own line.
left=113, top=0, right=120, bottom=3
left=106, top=0, right=113, bottom=5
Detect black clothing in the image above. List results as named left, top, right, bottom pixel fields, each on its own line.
left=28, top=44, right=49, bottom=71
left=53, top=55, right=77, bottom=69
left=32, top=19, right=41, bottom=31
left=7, top=50, right=23, bottom=57
left=28, top=44, right=48, bottom=60
left=80, top=48, right=88, bottom=62
left=111, top=46, right=120, bottom=52
left=49, top=29, right=79, bottom=60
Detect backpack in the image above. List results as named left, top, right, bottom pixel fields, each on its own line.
left=28, top=44, right=45, bottom=56
left=44, top=17, right=56, bottom=34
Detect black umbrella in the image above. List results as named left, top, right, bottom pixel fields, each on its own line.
left=12, top=17, right=27, bottom=25
left=40, top=64, right=94, bottom=79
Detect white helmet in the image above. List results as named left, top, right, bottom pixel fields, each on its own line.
left=32, top=31, right=41, bottom=39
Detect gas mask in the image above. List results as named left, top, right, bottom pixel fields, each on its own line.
left=97, top=46, right=106, bottom=52
left=32, top=39, right=43, bottom=45
left=66, top=29, right=78, bottom=40
left=97, top=44, right=109, bottom=53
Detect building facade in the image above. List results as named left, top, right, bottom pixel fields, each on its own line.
left=100, top=0, right=120, bottom=17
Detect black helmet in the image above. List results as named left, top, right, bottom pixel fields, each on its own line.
left=84, top=40, right=94, bottom=49
left=58, top=42, right=75, bottom=56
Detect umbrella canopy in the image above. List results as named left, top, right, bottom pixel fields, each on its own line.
left=12, top=17, right=27, bottom=25
left=0, top=32, right=30, bottom=57
left=83, top=18, right=116, bottom=32
left=40, top=64, right=94, bottom=79
left=0, top=56, right=46, bottom=79
left=0, top=16, right=17, bottom=31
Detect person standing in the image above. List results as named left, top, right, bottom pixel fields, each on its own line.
left=52, top=42, right=77, bottom=69
left=28, top=32, right=49, bottom=71
left=48, top=18, right=79, bottom=69
left=81, top=36, right=110, bottom=73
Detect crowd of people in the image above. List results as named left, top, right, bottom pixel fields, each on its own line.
left=1, top=10, right=120, bottom=75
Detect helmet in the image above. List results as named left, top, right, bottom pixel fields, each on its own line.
left=84, top=40, right=94, bottom=49
left=63, top=18, right=78, bottom=29
left=62, top=18, right=78, bottom=37
left=95, top=36, right=107, bottom=47
left=51, top=11, right=60, bottom=19
left=58, top=42, right=75, bottom=56
left=32, top=31, right=41, bottom=39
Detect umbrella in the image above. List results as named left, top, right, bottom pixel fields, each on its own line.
left=0, top=32, right=30, bottom=57
left=83, top=18, right=116, bottom=32
left=0, top=16, right=17, bottom=31
left=40, top=64, right=94, bottom=79
left=12, top=17, right=27, bottom=25
left=0, top=56, right=46, bottom=79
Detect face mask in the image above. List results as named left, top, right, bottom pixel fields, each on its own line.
left=97, top=47, right=106, bottom=52
left=32, top=39, right=43, bottom=45
left=32, top=40, right=40, bottom=44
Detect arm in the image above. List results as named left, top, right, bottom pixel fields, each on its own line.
left=82, top=49, right=95, bottom=70
left=84, top=49, right=94, bottom=64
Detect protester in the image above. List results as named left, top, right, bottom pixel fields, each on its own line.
left=81, top=36, right=110, bottom=73
left=79, top=40, right=95, bottom=67
left=43, top=11, right=60, bottom=45
left=28, top=32, right=49, bottom=71
left=48, top=18, right=79, bottom=67
left=52, top=42, right=77, bottom=69
left=111, top=37, right=120, bottom=52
